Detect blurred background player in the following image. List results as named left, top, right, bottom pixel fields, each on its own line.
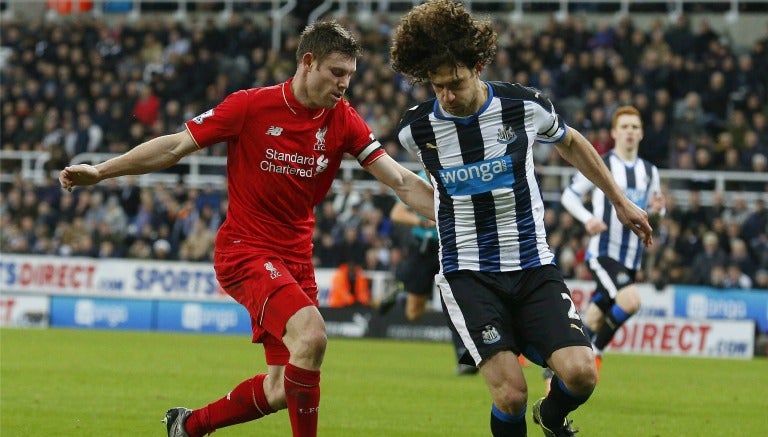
left=384, top=169, right=479, bottom=375
left=557, top=105, right=665, bottom=382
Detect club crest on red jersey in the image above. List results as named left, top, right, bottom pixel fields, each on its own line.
left=314, top=127, right=327, bottom=151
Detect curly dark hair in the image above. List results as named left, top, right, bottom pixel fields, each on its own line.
left=297, top=20, right=362, bottom=63
left=390, top=0, right=497, bottom=82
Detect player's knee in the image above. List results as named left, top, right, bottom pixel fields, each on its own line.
left=617, top=286, right=641, bottom=314
left=493, top=386, right=528, bottom=414
left=557, top=355, right=597, bottom=393
left=405, top=306, right=425, bottom=321
left=286, top=321, right=327, bottom=366
left=622, top=299, right=641, bottom=315
left=297, top=329, right=328, bottom=358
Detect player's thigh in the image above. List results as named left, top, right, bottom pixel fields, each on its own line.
left=437, top=271, right=517, bottom=366
left=223, top=257, right=317, bottom=365
left=547, top=345, right=595, bottom=386
left=515, top=266, right=591, bottom=366
left=480, top=350, right=527, bottom=395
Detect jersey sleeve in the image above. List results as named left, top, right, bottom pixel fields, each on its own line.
left=185, top=90, right=250, bottom=148
left=649, top=164, right=666, bottom=217
left=524, top=87, right=567, bottom=144
left=561, top=171, right=596, bottom=224
left=342, top=105, right=386, bottom=166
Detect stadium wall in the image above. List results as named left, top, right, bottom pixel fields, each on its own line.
left=0, top=254, right=763, bottom=358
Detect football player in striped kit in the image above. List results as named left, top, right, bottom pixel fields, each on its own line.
left=390, top=2, right=653, bottom=436
left=560, top=105, right=665, bottom=374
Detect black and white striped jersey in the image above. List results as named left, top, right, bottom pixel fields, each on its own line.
left=397, top=82, right=566, bottom=273
left=561, top=152, right=662, bottom=270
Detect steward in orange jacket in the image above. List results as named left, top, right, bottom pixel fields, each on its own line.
left=328, top=263, right=370, bottom=307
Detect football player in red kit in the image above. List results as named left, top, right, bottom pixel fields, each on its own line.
left=59, top=21, right=434, bottom=437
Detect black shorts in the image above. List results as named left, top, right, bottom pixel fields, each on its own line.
left=437, top=265, right=590, bottom=367
left=587, top=256, right=637, bottom=314
left=396, top=238, right=440, bottom=297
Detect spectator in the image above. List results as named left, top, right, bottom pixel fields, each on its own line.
left=131, top=84, right=160, bottom=127
left=723, top=263, right=753, bottom=289
left=755, top=269, right=768, bottom=289
left=690, top=231, right=728, bottom=285
left=729, top=238, right=757, bottom=279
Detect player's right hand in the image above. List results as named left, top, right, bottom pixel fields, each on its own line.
left=59, top=164, right=100, bottom=191
left=585, top=218, right=608, bottom=235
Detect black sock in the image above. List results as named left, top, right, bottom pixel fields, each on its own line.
left=594, top=305, right=631, bottom=350
left=490, top=404, right=526, bottom=437
left=541, top=375, right=592, bottom=430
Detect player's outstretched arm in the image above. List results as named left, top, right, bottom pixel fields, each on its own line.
left=555, top=127, right=653, bottom=246
left=59, top=130, right=199, bottom=191
left=366, top=154, right=435, bottom=220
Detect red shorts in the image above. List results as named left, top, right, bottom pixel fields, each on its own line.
left=215, top=251, right=317, bottom=365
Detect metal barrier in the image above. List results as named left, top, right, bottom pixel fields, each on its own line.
left=2, top=150, right=766, bottom=207
left=0, top=151, right=51, bottom=185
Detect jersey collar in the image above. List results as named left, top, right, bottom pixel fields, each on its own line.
left=282, top=77, right=326, bottom=119
left=433, top=81, right=494, bottom=125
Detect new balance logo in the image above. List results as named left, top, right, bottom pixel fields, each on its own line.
left=266, top=126, right=284, bottom=136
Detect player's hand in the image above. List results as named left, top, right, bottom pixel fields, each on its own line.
left=585, top=218, right=608, bottom=235
left=59, top=164, right=101, bottom=192
left=615, top=199, right=653, bottom=247
left=419, top=218, right=436, bottom=228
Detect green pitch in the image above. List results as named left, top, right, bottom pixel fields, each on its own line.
left=1, top=328, right=766, bottom=436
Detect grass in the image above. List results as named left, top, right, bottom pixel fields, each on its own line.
left=1, top=328, right=766, bottom=436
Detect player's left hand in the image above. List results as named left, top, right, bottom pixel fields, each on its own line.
left=59, top=164, right=101, bottom=192
left=615, top=200, right=653, bottom=247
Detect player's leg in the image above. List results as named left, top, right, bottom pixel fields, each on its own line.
left=168, top=259, right=322, bottom=437
left=582, top=301, right=605, bottom=340
left=587, top=257, right=639, bottom=358
left=179, top=362, right=284, bottom=437
left=277, top=291, right=325, bottom=437
left=537, top=345, right=596, bottom=432
left=519, top=266, right=595, bottom=435
left=480, top=351, right=529, bottom=436
left=437, top=272, right=527, bottom=436
left=180, top=283, right=321, bottom=437
left=580, top=301, right=606, bottom=376
left=592, top=284, right=640, bottom=350
left=405, top=292, right=429, bottom=321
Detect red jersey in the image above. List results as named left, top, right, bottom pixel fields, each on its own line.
left=185, top=78, right=385, bottom=268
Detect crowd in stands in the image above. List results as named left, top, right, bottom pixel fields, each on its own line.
left=1, top=9, right=767, bottom=294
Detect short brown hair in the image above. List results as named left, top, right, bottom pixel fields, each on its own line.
left=611, top=106, right=642, bottom=129
left=296, top=21, right=362, bottom=63
left=390, top=0, right=497, bottom=82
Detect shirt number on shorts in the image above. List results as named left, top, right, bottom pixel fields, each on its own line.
left=561, top=293, right=580, bottom=321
